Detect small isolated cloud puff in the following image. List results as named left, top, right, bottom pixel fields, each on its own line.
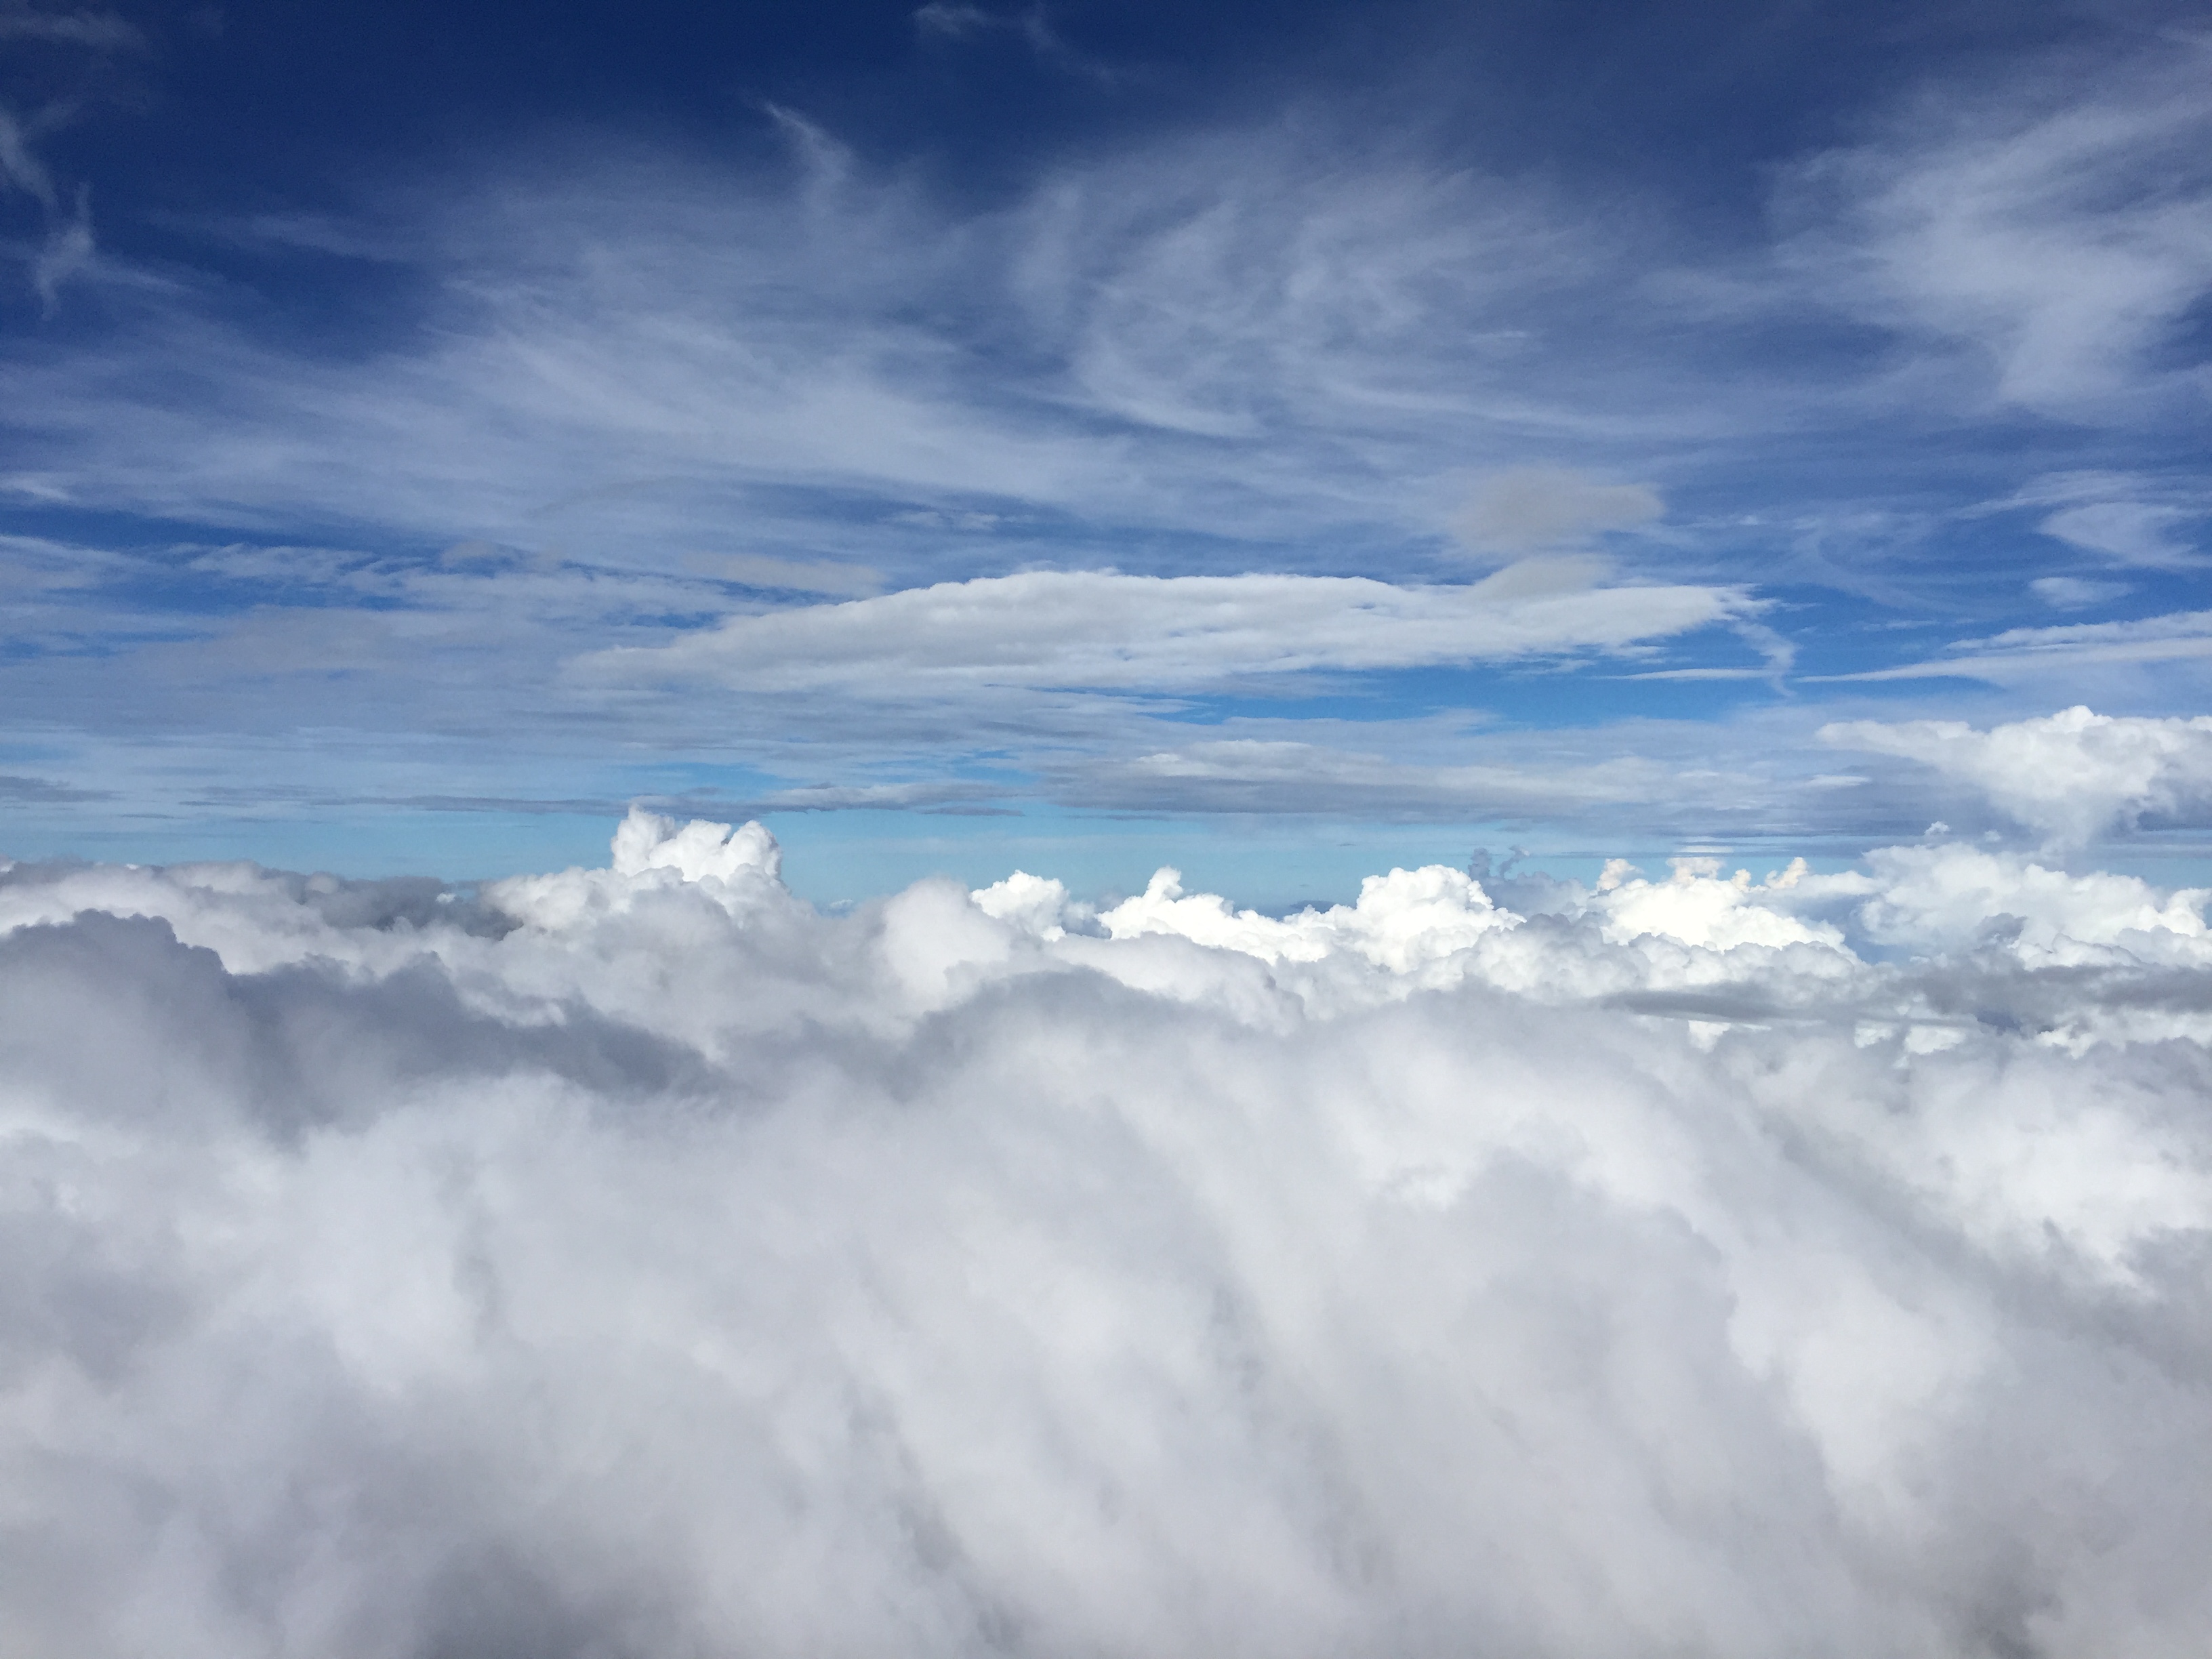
left=1822, top=704, right=2212, bottom=846
left=1450, top=466, right=1663, bottom=559
left=5, top=802, right=2212, bottom=1654
left=581, top=569, right=1746, bottom=696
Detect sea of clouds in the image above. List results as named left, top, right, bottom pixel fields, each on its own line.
left=6, top=767, right=2212, bottom=1656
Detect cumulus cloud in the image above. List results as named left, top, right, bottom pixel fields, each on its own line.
left=1822, top=705, right=2212, bottom=846
left=583, top=569, right=1749, bottom=697
left=3, top=805, right=2211, bottom=1655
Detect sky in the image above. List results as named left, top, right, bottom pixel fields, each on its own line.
left=2, top=0, right=2209, bottom=900
left=7, top=9, right=2212, bottom=1651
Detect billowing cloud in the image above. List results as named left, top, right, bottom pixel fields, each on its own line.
left=3, top=806, right=2211, bottom=1654
left=583, top=569, right=1749, bottom=696
left=1822, top=705, right=2212, bottom=846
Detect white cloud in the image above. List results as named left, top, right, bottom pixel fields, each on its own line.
left=4, top=808, right=2212, bottom=1654
left=0, top=115, right=1795, bottom=579
left=1784, top=45, right=2212, bottom=418
left=2030, top=575, right=2129, bottom=609
left=2039, top=501, right=2201, bottom=569
left=1824, top=609, right=2212, bottom=684
left=29, top=182, right=91, bottom=311
left=1095, top=861, right=1513, bottom=975
left=0, top=5, right=145, bottom=49
left=0, top=104, right=94, bottom=312
left=1821, top=704, right=2212, bottom=845
left=0, top=103, right=55, bottom=207
left=583, top=569, right=1750, bottom=695
left=1590, top=855, right=1842, bottom=952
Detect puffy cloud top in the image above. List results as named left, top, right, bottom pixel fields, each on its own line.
left=3, top=808, right=2211, bottom=1656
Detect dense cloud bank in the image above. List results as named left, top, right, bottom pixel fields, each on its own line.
left=4, top=811, right=2211, bottom=1658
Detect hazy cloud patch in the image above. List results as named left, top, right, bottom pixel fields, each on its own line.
left=1450, top=466, right=1663, bottom=560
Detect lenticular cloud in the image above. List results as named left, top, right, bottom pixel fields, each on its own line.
left=4, top=811, right=2211, bottom=1658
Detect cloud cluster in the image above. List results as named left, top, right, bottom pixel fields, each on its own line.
left=4, top=804, right=2210, bottom=1656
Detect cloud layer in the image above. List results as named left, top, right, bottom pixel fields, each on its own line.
left=4, top=805, right=2210, bottom=1656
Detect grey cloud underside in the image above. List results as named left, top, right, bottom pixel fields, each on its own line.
left=5, top=817, right=2211, bottom=1657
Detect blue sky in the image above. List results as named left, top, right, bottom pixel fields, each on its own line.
left=3, top=0, right=2209, bottom=900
